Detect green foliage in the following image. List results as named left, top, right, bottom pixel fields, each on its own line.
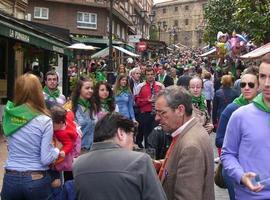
left=149, top=25, right=158, bottom=40
left=204, top=0, right=240, bottom=44
left=69, top=72, right=98, bottom=91
left=204, top=0, right=270, bottom=44
left=233, top=0, right=270, bottom=43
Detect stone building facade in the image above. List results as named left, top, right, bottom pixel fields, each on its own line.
left=153, top=0, right=207, bottom=48
left=0, top=0, right=28, bottom=19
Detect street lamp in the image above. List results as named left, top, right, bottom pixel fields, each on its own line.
left=95, top=0, right=127, bottom=84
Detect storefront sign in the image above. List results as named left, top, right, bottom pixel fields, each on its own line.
left=137, top=41, right=147, bottom=52
left=9, top=29, right=29, bottom=43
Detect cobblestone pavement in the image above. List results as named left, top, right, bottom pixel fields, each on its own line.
left=0, top=133, right=229, bottom=199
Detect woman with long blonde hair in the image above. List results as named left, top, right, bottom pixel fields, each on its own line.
left=113, top=74, right=136, bottom=122
left=1, top=73, right=60, bottom=200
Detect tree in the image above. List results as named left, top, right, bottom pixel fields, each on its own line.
left=233, top=0, right=270, bottom=43
left=203, top=0, right=270, bottom=44
left=204, top=0, right=240, bottom=45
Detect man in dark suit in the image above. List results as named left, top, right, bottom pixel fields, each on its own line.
left=155, top=86, right=214, bottom=200
left=156, top=64, right=174, bottom=87
left=73, top=113, right=167, bottom=200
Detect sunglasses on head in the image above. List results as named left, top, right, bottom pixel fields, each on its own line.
left=240, top=82, right=255, bottom=89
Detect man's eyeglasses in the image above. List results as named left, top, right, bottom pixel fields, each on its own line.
left=240, top=82, right=255, bottom=89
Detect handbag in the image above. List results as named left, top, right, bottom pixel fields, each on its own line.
left=214, top=163, right=227, bottom=189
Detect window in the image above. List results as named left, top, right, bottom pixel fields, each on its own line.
left=175, top=7, right=178, bottom=12
left=112, top=21, right=115, bottom=34
left=163, top=8, right=166, bottom=13
left=163, top=21, right=166, bottom=27
left=77, top=12, right=97, bottom=29
left=185, top=19, right=189, bottom=25
left=117, top=24, right=120, bottom=38
left=174, top=20, right=178, bottom=27
left=121, top=27, right=125, bottom=40
left=34, top=7, right=49, bottom=19
left=185, top=5, right=189, bottom=10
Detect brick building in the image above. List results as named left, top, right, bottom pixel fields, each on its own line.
left=26, top=0, right=154, bottom=46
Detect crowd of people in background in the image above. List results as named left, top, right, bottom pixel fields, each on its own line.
left=1, top=48, right=270, bottom=200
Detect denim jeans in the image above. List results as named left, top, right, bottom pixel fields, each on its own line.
left=1, top=172, right=53, bottom=200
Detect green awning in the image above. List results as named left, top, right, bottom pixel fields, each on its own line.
left=0, top=19, right=71, bottom=56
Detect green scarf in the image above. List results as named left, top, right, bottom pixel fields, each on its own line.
left=159, top=74, right=165, bottom=83
left=101, top=98, right=111, bottom=112
left=116, top=86, right=129, bottom=96
left=233, top=94, right=249, bottom=106
left=192, top=95, right=207, bottom=111
left=78, top=98, right=91, bottom=112
left=43, top=86, right=60, bottom=100
left=253, top=93, right=270, bottom=113
left=3, top=101, right=39, bottom=136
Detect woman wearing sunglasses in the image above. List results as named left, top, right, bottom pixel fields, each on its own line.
left=215, top=66, right=259, bottom=200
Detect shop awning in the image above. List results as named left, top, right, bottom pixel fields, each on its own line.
left=240, top=42, right=270, bottom=59
left=113, top=45, right=139, bottom=57
left=199, top=48, right=216, bottom=57
left=91, top=45, right=140, bottom=59
left=0, top=11, right=71, bottom=56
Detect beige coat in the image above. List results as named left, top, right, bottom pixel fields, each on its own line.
left=161, top=118, right=215, bottom=200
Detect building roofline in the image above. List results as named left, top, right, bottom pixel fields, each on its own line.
left=154, top=0, right=201, bottom=7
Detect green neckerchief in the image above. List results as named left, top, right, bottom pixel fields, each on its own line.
left=78, top=98, right=91, bottom=112
left=3, top=101, right=39, bottom=137
left=233, top=94, right=249, bottom=106
left=192, top=94, right=207, bottom=111
left=253, top=93, right=270, bottom=113
left=43, top=86, right=60, bottom=100
left=116, top=86, right=129, bottom=96
left=101, top=98, right=111, bottom=112
left=159, top=74, right=165, bottom=83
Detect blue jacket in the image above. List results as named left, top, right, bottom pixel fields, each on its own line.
left=212, top=87, right=238, bottom=124
left=115, top=92, right=135, bottom=120
left=215, top=102, right=240, bottom=148
left=75, top=106, right=96, bottom=150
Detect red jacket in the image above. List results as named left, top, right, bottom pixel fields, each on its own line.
left=54, top=111, right=78, bottom=155
left=135, top=81, right=164, bottom=113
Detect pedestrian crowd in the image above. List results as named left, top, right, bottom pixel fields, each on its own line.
left=1, top=49, right=270, bottom=200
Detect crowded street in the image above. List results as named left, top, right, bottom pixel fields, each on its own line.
left=1, top=0, right=270, bottom=200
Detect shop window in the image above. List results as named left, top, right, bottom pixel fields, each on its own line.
left=34, top=7, right=49, bottom=20
left=77, top=12, right=97, bottom=29
left=185, top=19, right=189, bottom=25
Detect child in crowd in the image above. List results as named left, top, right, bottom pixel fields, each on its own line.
left=50, top=105, right=80, bottom=187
